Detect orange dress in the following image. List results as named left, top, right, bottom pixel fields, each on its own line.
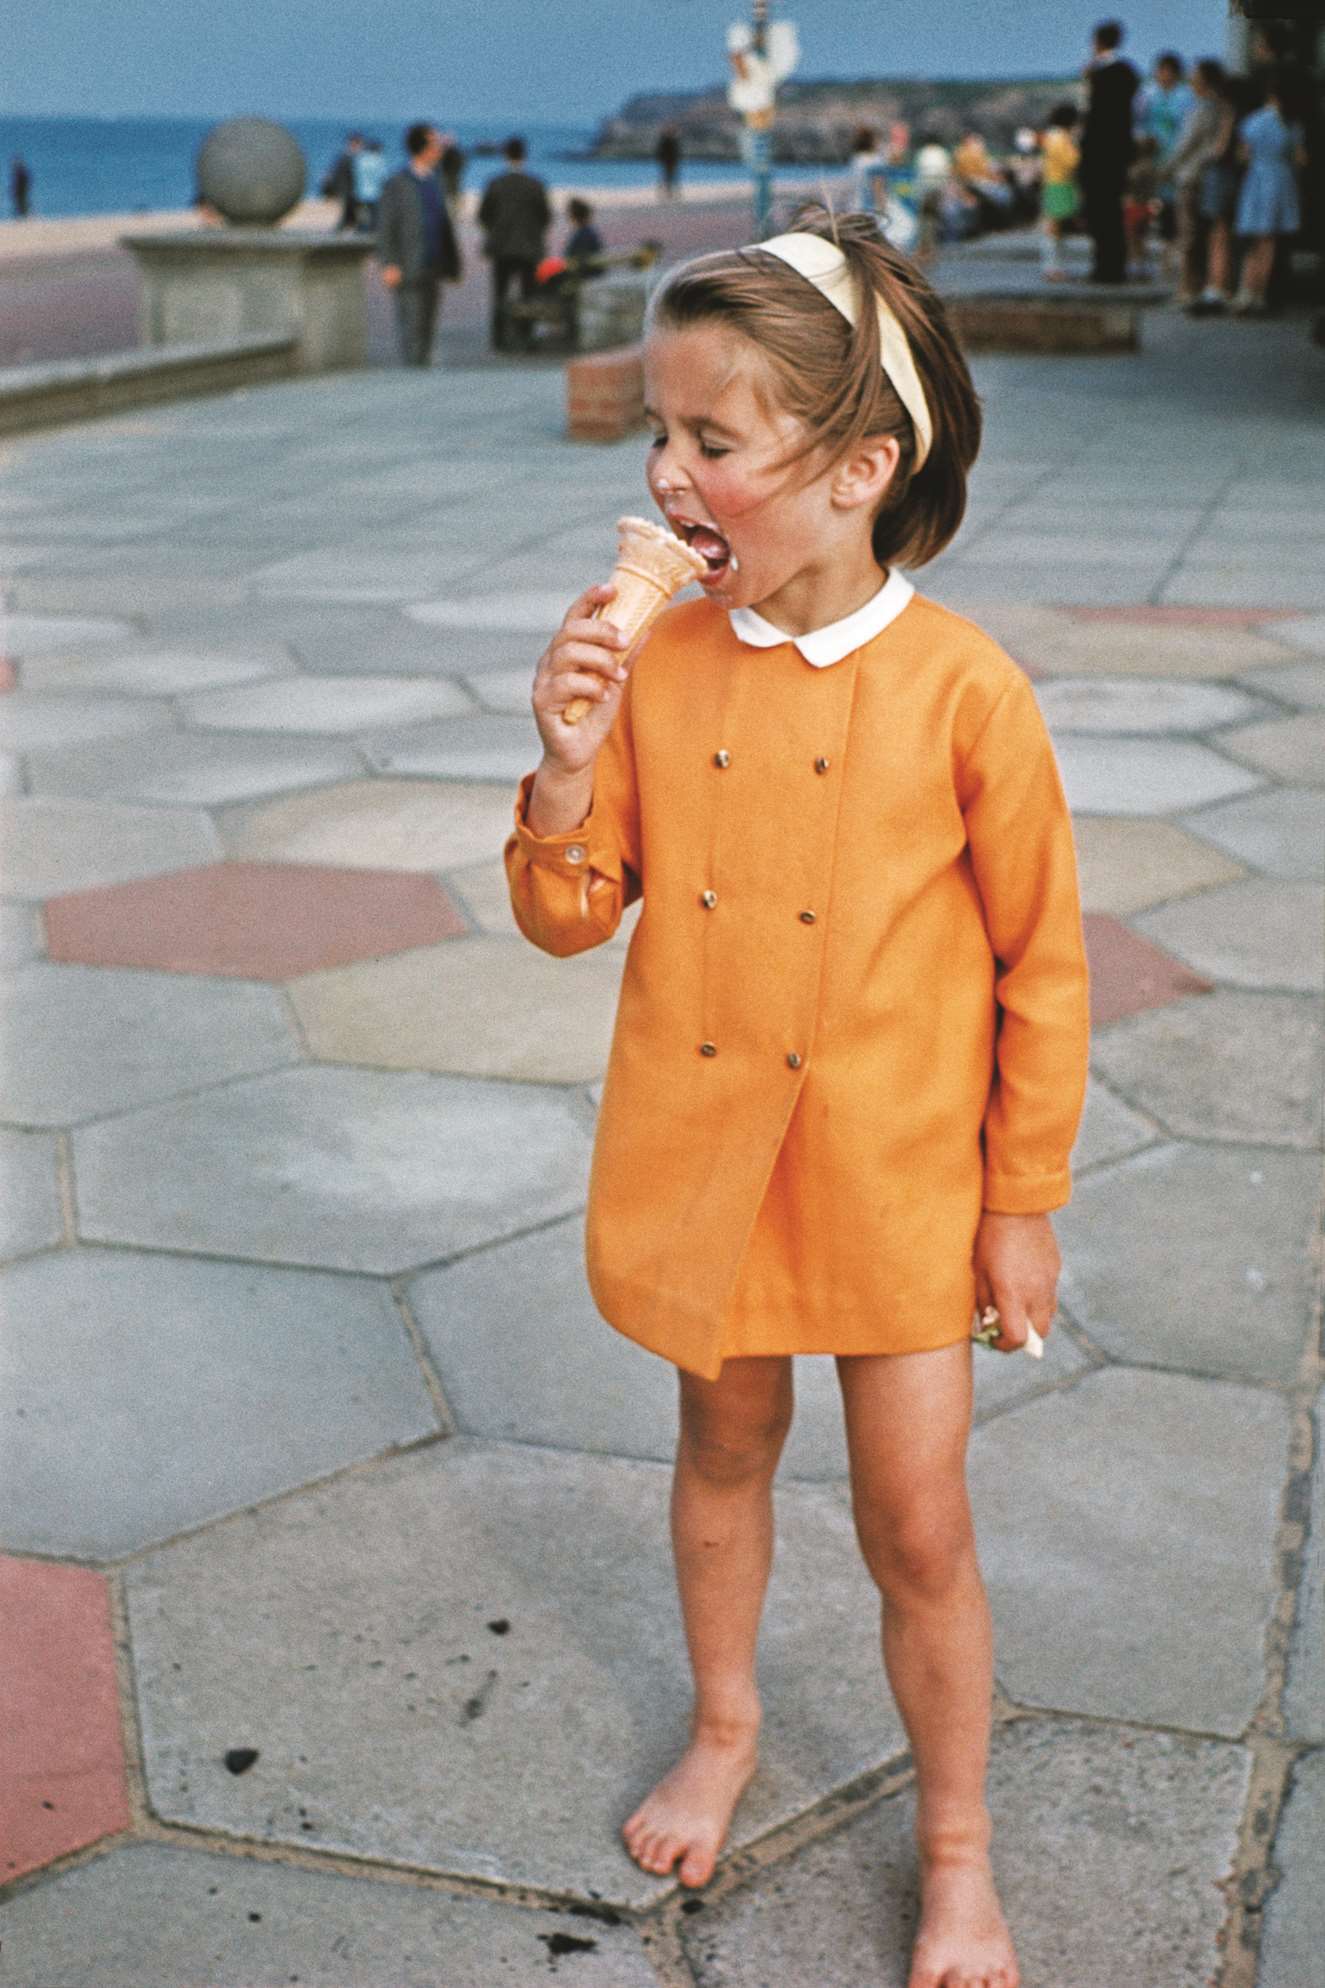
left=506, top=591, right=1090, bottom=1381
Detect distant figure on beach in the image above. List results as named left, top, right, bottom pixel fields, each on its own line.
left=478, top=136, right=552, bottom=354
left=353, top=139, right=387, bottom=232
left=1079, top=19, right=1140, bottom=283
left=10, top=155, right=31, bottom=218
left=322, top=132, right=364, bottom=231
left=656, top=126, right=682, bottom=200
left=1038, top=104, right=1081, bottom=282
left=439, top=137, right=465, bottom=205
left=377, top=123, right=463, bottom=367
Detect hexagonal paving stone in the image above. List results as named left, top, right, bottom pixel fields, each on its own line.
left=249, top=544, right=485, bottom=602
left=0, top=1843, right=663, bottom=1988
left=0, top=900, right=39, bottom=965
left=1090, top=990, right=1322, bottom=1150
left=1184, top=785, right=1325, bottom=881
left=291, top=933, right=622, bottom=1082
left=978, top=612, right=1304, bottom=680
left=970, top=1366, right=1290, bottom=1733
left=1266, top=611, right=1325, bottom=655
left=182, top=673, right=473, bottom=734
left=408, top=591, right=577, bottom=634
left=1221, top=710, right=1325, bottom=787
left=1135, top=880, right=1324, bottom=993
left=0, top=1555, right=130, bottom=1882
left=1035, top=675, right=1260, bottom=734
left=1260, top=1751, right=1325, bottom=1988
left=125, top=1442, right=904, bottom=1905
left=1, top=1248, right=440, bottom=1559
left=1054, top=737, right=1264, bottom=815
left=0, top=1127, right=63, bottom=1260
left=460, top=665, right=532, bottom=714
left=0, top=691, right=175, bottom=754
left=1071, top=1075, right=1157, bottom=1172
left=45, top=861, right=468, bottom=979
left=24, top=731, right=365, bottom=808
left=0, top=747, right=19, bottom=793
left=363, top=713, right=540, bottom=784
left=1239, top=657, right=1325, bottom=708
left=18, top=642, right=296, bottom=696
left=220, top=777, right=515, bottom=872
left=1072, top=817, right=1245, bottom=916
left=1, top=962, right=299, bottom=1128
left=74, top=1066, right=592, bottom=1273
left=1057, top=1143, right=1319, bottom=1386
left=1083, top=913, right=1212, bottom=1026
left=0, top=796, right=219, bottom=900
left=0, top=611, right=134, bottom=654
left=683, top=1720, right=1248, bottom=1988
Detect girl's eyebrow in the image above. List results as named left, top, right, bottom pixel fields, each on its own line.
left=643, top=404, right=742, bottom=439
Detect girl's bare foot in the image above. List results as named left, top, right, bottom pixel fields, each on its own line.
left=908, top=1854, right=1019, bottom=1988
left=622, top=1724, right=758, bottom=1887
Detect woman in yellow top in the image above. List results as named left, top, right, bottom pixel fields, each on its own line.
left=1039, top=102, right=1082, bottom=281
left=507, top=209, right=1089, bottom=1988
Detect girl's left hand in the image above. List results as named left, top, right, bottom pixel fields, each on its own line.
left=973, top=1211, right=1060, bottom=1354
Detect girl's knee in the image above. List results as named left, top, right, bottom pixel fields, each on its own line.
left=678, top=1379, right=793, bottom=1487
left=853, top=1495, right=975, bottom=1603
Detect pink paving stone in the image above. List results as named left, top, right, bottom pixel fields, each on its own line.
left=0, top=1554, right=131, bottom=1881
left=0, top=657, right=16, bottom=691
left=1085, top=912, right=1214, bottom=1027
left=1062, top=606, right=1304, bottom=628
left=44, top=861, right=469, bottom=979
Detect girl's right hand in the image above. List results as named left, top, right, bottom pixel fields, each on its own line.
left=532, top=583, right=631, bottom=775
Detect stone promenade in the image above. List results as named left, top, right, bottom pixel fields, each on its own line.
left=0, top=283, right=1321, bottom=1987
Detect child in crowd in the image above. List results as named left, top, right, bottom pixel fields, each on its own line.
left=1125, top=134, right=1162, bottom=279
left=564, top=195, right=604, bottom=270
left=507, top=208, right=1089, bottom=1988
left=1038, top=103, right=1081, bottom=280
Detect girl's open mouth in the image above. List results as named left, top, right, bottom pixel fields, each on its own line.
left=676, top=521, right=735, bottom=585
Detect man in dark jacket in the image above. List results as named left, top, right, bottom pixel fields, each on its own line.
left=377, top=123, right=462, bottom=367
left=477, top=137, right=551, bottom=352
left=1079, top=20, right=1141, bottom=283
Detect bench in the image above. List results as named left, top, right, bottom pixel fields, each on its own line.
left=507, top=242, right=662, bottom=351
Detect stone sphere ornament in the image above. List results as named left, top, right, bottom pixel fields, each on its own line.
left=196, top=118, right=306, bottom=226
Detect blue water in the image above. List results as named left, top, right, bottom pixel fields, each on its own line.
left=0, top=115, right=757, bottom=220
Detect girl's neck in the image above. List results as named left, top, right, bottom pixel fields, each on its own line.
left=749, top=548, right=889, bottom=640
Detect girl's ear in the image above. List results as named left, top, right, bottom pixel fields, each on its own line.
left=831, top=434, right=901, bottom=513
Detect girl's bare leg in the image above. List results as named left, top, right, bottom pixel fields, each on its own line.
left=1208, top=219, right=1232, bottom=296
left=622, top=1354, right=793, bottom=1887
left=1239, top=235, right=1275, bottom=304
left=838, top=1345, right=1018, bottom=1988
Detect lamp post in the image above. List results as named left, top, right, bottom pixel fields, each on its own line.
left=727, top=2, right=799, bottom=238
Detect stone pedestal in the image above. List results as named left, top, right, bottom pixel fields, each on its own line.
left=122, top=232, right=376, bottom=374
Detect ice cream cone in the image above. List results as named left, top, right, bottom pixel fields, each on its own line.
left=563, top=517, right=706, bottom=725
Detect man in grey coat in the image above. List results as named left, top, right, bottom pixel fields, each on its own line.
left=477, top=136, right=551, bottom=352
left=377, top=123, right=462, bottom=367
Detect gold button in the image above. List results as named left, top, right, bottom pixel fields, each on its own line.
left=565, top=844, right=586, bottom=865
left=786, top=1052, right=803, bottom=1070
left=713, top=749, right=731, bottom=768
left=700, top=1041, right=718, bottom=1057
left=814, top=756, right=831, bottom=774
left=799, top=910, right=816, bottom=924
left=700, top=889, right=718, bottom=909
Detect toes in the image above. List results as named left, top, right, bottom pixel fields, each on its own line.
left=678, top=1841, right=717, bottom=1888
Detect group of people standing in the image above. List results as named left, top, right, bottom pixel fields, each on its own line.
left=1043, top=18, right=1309, bottom=315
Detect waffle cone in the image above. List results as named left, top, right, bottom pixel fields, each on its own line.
left=563, top=517, right=706, bottom=724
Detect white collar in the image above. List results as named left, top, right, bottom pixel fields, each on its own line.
left=728, top=569, right=915, bottom=667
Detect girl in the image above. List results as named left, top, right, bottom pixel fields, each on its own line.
left=507, top=209, right=1089, bottom=1988
left=1037, top=103, right=1081, bottom=281
left=1232, top=69, right=1307, bottom=315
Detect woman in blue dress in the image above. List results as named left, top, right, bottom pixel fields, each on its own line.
left=1234, top=72, right=1307, bottom=313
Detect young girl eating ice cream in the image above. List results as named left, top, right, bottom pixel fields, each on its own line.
left=506, top=208, right=1089, bottom=1988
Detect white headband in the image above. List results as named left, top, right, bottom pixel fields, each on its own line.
left=756, top=231, right=933, bottom=471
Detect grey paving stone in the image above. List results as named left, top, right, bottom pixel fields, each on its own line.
left=1034, top=675, right=1261, bottom=735
left=407, top=592, right=581, bottom=636
left=182, top=674, right=473, bottom=734
left=1183, top=786, right=1325, bottom=881
left=0, top=1126, right=63, bottom=1261
left=25, top=730, right=365, bottom=808
left=0, top=900, right=40, bottom=965
left=17, top=643, right=296, bottom=696
left=0, top=796, right=219, bottom=899
left=363, top=712, right=541, bottom=784
left=1072, top=1074, right=1158, bottom=1172
left=461, top=665, right=535, bottom=714
left=970, top=1367, right=1290, bottom=1734
left=1284, top=1401, right=1324, bottom=1743
left=1239, top=657, right=1325, bottom=708
left=1091, top=990, right=1322, bottom=1151
left=1058, top=1143, right=1318, bottom=1385
left=0, top=611, right=134, bottom=654
left=74, top=1066, right=592, bottom=1273
left=0, top=749, right=22, bottom=796
left=0, top=690, right=175, bottom=753
left=249, top=544, right=486, bottom=602
left=220, top=777, right=516, bottom=873
left=125, top=1442, right=905, bottom=1904
left=1, top=962, right=299, bottom=1128
left=1266, top=612, right=1325, bottom=655
left=0, top=1842, right=663, bottom=1988
left=1053, top=737, right=1265, bottom=815
left=682, top=1719, right=1248, bottom=1988
left=1259, top=1750, right=1325, bottom=1988
left=1, top=1247, right=439, bottom=1560
left=1136, top=881, right=1324, bottom=994
left=1221, top=710, right=1325, bottom=787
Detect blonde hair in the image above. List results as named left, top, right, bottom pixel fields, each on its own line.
left=649, top=205, right=982, bottom=569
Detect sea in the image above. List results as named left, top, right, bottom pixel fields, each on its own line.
left=0, top=115, right=756, bottom=220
